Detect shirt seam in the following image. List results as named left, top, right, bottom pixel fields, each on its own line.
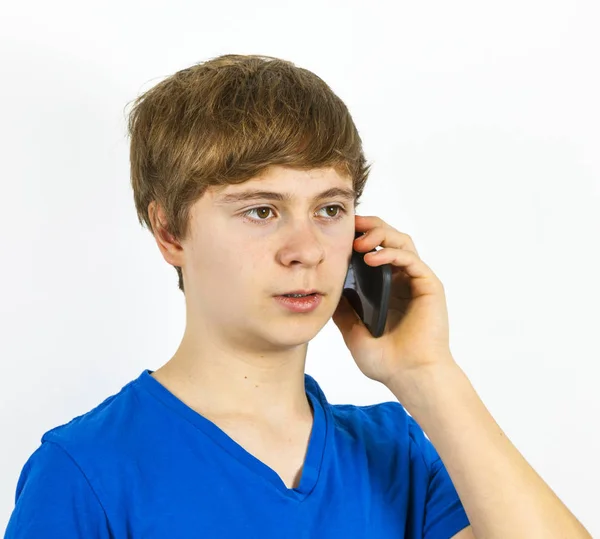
left=42, top=440, right=114, bottom=536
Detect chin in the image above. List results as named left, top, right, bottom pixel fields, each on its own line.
left=268, top=318, right=326, bottom=346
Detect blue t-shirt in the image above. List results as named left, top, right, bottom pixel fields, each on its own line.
left=5, top=370, right=470, bottom=538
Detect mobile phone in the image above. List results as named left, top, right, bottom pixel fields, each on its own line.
left=342, top=231, right=392, bottom=338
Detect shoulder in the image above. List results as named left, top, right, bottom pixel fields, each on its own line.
left=329, top=399, right=439, bottom=469
left=39, top=374, right=145, bottom=467
left=330, top=399, right=410, bottom=431
left=305, top=374, right=437, bottom=468
left=326, top=400, right=471, bottom=537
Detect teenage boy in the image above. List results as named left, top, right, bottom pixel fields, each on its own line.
left=5, top=54, right=591, bottom=538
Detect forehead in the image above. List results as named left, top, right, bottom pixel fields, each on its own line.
left=212, top=166, right=353, bottom=200
left=213, top=165, right=352, bottom=196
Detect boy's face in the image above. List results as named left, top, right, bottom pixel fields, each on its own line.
left=179, top=166, right=356, bottom=348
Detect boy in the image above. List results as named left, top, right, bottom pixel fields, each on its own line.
left=5, top=54, right=591, bottom=538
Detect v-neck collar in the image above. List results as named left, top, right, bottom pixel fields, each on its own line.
left=136, top=369, right=329, bottom=502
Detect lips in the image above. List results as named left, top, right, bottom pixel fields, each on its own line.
left=274, top=292, right=323, bottom=313
left=276, top=289, right=321, bottom=297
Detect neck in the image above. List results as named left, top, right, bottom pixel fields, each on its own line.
left=151, top=326, right=312, bottom=424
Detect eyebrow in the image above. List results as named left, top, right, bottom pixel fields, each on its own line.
left=214, top=187, right=357, bottom=205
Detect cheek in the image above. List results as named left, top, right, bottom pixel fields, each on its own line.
left=202, top=243, right=259, bottom=287
left=330, top=242, right=353, bottom=282
left=333, top=237, right=354, bottom=262
left=186, top=235, right=238, bottom=285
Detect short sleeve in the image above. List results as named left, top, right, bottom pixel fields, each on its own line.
left=4, top=441, right=111, bottom=539
left=407, top=415, right=471, bottom=539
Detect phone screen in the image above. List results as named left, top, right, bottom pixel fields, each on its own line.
left=342, top=231, right=392, bottom=337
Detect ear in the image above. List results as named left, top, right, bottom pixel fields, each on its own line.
left=148, top=201, right=184, bottom=266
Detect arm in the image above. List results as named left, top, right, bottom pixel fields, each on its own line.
left=332, top=215, right=591, bottom=538
left=388, top=358, right=592, bottom=539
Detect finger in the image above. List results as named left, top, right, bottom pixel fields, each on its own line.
left=363, top=247, right=440, bottom=285
left=354, top=216, right=419, bottom=256
left=355, top=214, right=386, bottom=228
left=354, top=227, right=419, bottom=257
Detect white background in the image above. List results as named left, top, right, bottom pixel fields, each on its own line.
left=1, top=0, right=598, bottom=535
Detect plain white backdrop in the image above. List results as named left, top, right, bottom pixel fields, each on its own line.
left=1, top=0, right=598, bottom=535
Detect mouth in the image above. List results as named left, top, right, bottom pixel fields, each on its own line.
left=275, top=289, right=323, bottom=298
left=273, top=291, right=324, bottom=313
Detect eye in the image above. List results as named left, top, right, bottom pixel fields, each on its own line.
left=242, top=204, right=347, bottom=224
left=319, top=205, right=345, bottom=219
left=245, top=207, right=273, bottom=220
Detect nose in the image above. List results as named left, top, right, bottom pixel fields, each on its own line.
left=276, top=226, right=326, bottom=267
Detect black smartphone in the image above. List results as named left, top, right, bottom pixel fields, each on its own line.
left=342, top=231, right=392, bottom=338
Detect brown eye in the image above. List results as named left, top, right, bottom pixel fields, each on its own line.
left=320, top=205, right=346, bottom=219
left=242, top=207, right=275, bottom=223
left=243, top=204, right=346, bottom=224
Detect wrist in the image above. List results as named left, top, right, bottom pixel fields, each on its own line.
left=386, top=356, right=464, bottom=411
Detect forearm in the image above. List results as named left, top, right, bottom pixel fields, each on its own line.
left=388, top=359, right=591, bottom=539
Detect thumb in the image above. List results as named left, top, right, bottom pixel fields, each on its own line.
left=332, top=295, right=363, bottom=336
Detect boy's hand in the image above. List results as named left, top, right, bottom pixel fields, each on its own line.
left=332, top=215, right=457, bottom=390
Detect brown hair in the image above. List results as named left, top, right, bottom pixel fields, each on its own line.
left=126, top=54, right=373, bottom=294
